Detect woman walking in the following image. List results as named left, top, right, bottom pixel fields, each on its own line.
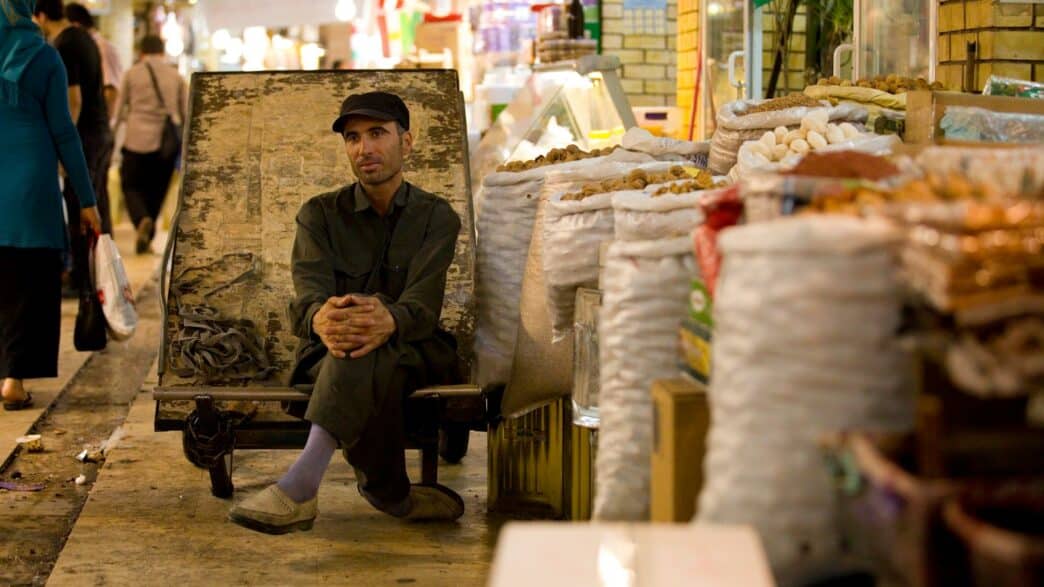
left=0, top=0, right=100, bottom=410
left=113, top=34, right=186, bottom=254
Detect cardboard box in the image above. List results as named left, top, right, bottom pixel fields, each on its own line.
left=905, top=90, right=1044, bottom=144
left=651, top=378, right=710, bottom=523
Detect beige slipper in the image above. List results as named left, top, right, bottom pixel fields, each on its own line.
left=228, top=484, right=317, bottom=534
left=402, top=484, right=465, bottom=522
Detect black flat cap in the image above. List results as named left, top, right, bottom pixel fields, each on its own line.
left=332, top=91, right=410, bottom=133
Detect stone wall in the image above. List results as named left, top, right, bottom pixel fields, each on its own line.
left=937, top=0, right=1044, bottom=91
left=601, top=0, right=679, bottom=107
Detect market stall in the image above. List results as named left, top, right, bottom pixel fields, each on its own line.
left=481, top=63, right=1044, bottom=583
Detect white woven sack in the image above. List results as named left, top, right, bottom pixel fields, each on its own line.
left=594, top=236, right=696, bottom=521
left=716, top=100, right=868, bottom=131
left=696, top=217, right=913, bottom=574
left=94, top=234, right=137, bottom=340
left=541, top=161, right=680, bottom=342
left=612, top=184, right=719, bottom=242
left=474, top=151, right=658, bottom=387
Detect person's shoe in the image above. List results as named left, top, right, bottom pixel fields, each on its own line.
left=401, top=484, right=465, bottom=522
left=2, top=392, right=33, bottom=411
left=135, top=218, right=154, bottom=254
left=228, top=484, right=317, bottom=534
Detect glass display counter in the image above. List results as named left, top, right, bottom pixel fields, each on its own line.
left=469, top=55, right=637, bottom=189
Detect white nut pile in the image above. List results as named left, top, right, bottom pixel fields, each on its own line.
left=745, top=110, right=862, bottom=166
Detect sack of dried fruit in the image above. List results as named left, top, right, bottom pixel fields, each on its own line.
left=475, top=150, right=658, bottom=387
left=611, top=172, right=720, bottom=242
left=708, top=98, right=868, bottom=175
left=595, top=235, right=697, bottom=521
left=542, top=162, right=684, bottom=342
left=696, top=216, right=913, bottom=574
left=731, top=109, right=901, bottom=180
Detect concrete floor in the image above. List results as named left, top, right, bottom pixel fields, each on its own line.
left=2, top=223, right=499, bottom=586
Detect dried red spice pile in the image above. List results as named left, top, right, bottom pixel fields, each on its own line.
left=784, top=151, right=900, bottom=181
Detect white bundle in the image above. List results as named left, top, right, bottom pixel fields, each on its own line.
left=542, top=162, right=680, bottom=342
left=594, top=236, right=697, bottom=520
left=621, top=126, right=710, bottom=158
left=696, top=216, right=914, bottom=574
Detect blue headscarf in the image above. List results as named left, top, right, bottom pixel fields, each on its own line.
left=0, top=0, right=45, bottom=105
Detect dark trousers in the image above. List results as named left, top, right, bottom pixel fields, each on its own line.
left=0, top=248, right=62, bottom=379
left=304, top=347, right=419, bottom=509
left=63, top=130, right=113, bottom=284
left=120, top=148, right=176, bottom=235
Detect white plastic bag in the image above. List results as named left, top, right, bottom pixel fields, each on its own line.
left=716, top=100, right=868, bottom=131
left=730, top=133, right=902, bottom=180
left=93, top=234, right=137, bottom=340
left=594, top=236, right=696, bottom=521
left=696, top=217, right=913, bottom=574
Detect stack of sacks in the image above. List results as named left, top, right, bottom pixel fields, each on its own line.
left=594, top=180, right=722, bottom=520
left=474, top=149, right=655, bottom=387
left=542, top=162, right=690, bottom=342
left=708, top=98, right=868, bottom=175
left=500, top=158, right=680, bottom=416
left=697, top=216, right=914, bottom=575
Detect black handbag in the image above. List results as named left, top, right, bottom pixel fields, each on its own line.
left=73, top=233, right=107, bottom=352
left=145, top=62, right=182, bottom=161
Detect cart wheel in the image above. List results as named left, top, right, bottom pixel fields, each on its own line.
left=439, top=424, right=470, bottom=464
left=209, top=450, right=234, bottom=499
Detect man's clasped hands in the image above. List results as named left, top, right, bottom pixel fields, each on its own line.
left=312, top=294, right=396, bottom=359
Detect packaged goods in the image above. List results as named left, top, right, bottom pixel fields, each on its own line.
left=543, top=161, right=680, bottom=341
left=620, top=126, right=710, bottom=158
left=913, top=146, right=1044, bottom=198
left=982, top=75, right=1044, bottom=100
left=939, top=106, right=1044, bottom=144
left=698, top=217, right=913, bottom=573
left=693, top=187, right=743, bottom=297
left=595, top=236, right=697, bottom=520
left=475, top=150, right=656, bottom=386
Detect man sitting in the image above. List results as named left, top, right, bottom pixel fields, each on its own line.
left=229, top=91, right=464, bottom=534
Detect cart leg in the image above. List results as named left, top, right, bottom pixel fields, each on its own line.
left=193, top=395, right=235, bottom=498
left=421, top=443, right=438, bottom=485
left=208, top=450, right=234, bottom=499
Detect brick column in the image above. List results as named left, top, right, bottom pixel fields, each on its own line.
left=676, top=0, right=699, bottom=139
left=601, top=0, right=679, bottom=108
left=937, top=0, right=1044, bottom=91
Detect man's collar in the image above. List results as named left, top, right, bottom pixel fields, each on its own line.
left=352, top=181, right=409, bottom=213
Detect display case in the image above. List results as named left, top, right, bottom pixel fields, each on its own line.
left=469, top=55, right=637, bottom=189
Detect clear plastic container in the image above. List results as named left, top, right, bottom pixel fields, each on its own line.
left=572, top=287, right=602, bottom=428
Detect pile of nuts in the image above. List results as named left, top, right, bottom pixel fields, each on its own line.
left=815, top=74, right=947, bottom=94
left=496, top=144, right=617, bottom=172
left=560, top=166, right=692, bottom=201
left=738, top=94, right=824, bottom=116
left=651, top=173, right=719, bottom=197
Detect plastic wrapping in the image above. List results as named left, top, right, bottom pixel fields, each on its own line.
left=595, top=236, right=696, bottom=521
left=982, top=75, right=1044, bottom=99
left=621, top=126, right=710, bottom=157
left=939, top=106, right=1044, bottom=144
left=697, top=216, right=913, bottom=574
left=912, top=146, right=1044, bottom=198
left=572, top=288, right=602, bottom=427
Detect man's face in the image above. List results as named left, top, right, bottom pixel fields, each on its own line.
left=341, top=117, right=412, bottom=187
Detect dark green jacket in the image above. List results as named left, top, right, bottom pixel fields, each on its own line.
left=288, top=181, right=462, bottom=387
